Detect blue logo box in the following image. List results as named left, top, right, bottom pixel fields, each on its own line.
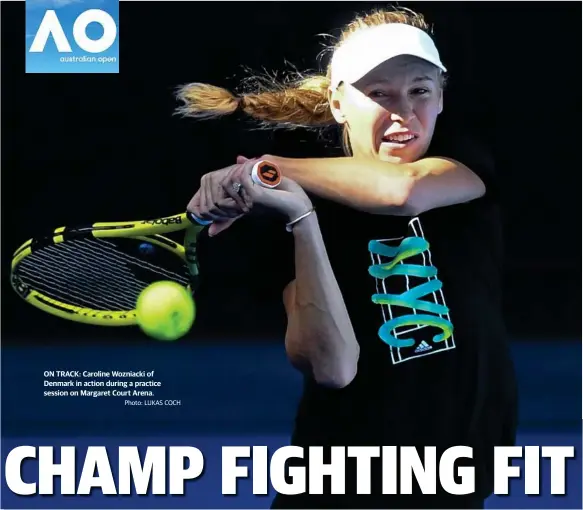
left=26, top=0, right=119, bottom=74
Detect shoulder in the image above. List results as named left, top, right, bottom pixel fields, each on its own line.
left=419, top=125, right=503, bottom=243
left=425, top=122, right=497, bottom=200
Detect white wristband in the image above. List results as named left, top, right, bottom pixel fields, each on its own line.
left=286, top=207, right=316, bottom=232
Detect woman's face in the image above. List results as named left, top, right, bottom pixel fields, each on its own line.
left=330, top=55, right=443, bottom=164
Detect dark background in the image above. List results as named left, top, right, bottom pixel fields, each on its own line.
left=1, top=4, right=581, bottom=508
left=2, top=1, right=581, bottom=342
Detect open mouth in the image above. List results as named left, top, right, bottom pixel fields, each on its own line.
left=382, top=134, right=417, bottom=145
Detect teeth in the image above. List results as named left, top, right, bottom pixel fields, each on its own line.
left=385, top=134, right=415, bottom=143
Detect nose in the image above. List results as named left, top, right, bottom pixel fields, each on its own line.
left=389, top=97, right=415, bottom=123
left=390, top=111, right=414, bottom=123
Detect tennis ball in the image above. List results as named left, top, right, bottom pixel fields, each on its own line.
left=135, top=281, right=196, bottom=341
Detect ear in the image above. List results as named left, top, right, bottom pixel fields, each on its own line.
left=438, top=89, right=444, bottom=114
left=328, top=85, right=346, bottom=125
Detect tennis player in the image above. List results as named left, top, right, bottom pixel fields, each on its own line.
left=181, top=8, right=518, bottom=509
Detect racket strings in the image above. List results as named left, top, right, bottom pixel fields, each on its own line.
left=58, top=242, right=145, bottom=297
left=77, top=238, right=186, bottom=282
left=17, top=237, right=189, bottom=311
left=18, top=264, right=118, bottom=311
left=20, top=246, right=147, bottom=311
left=18, top=257, right=118, bottom=309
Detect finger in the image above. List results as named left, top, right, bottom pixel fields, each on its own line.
left=236, top=155, right=250, bottom=164
left=198, top=178, right=214, bottom=221
left=209, top=166, right=245, bottom=217
left=237, top=169, right=296, bottom=213
left=208, top=216, right=240, bottom=237
left=187, top=189, right=203, bottom=219
left=237, top=160, right=259, bottom=207
left=201, top=175, right=234, bottom=221
left=199, top=177, right=225, bottom=221
left=222, top=167, right=250, bottom=213
left=230, top=164, right=255, bottom=208
left=237, top=164, right=258, bottom=193
left=213, top=197, right=244, bottom=217
left=239, top=186, right=253, bottom=209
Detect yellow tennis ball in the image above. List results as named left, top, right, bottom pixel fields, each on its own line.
left=135, top=281, right=196, bottom=341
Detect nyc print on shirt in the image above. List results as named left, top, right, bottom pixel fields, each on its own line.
left=368, top=217, right=455, bottom=364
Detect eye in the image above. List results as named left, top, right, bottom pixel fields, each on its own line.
left=368, top=90, right=388, bottom=98
left=411, top=87, right=430, bottom=96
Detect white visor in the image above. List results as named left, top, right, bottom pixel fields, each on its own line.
left=330, top=23, right=447, bottom=88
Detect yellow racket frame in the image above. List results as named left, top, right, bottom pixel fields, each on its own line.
left=10, top=213, right=203, bottom=326
left=11, top=159, right=282, bottom=327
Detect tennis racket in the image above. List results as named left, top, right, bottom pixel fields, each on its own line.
left=10, top=161, right=281, bottom=326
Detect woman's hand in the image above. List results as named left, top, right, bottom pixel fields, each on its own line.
left=187, top=156, right=313, bottom=236
left=187, top=162, right=249, bottom=222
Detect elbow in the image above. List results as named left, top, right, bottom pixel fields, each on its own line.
left=314, top=359, right=359, bottom=389
left=476, top=177, right=487, bottom=198
left=377, top=175, right=417, bottom=214
left=285, top=332, right=360, bottom=389
left=308, top=341, right=360, bottom=390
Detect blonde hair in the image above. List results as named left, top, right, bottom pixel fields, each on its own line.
left=175, top=7, right=440, bottom=155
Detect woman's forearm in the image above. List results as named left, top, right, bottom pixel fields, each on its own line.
left=268, top=155, right=416, bottom=213
left=265, top=154, right=485, bottom=217
left=285, top=212, right=360, bottom=388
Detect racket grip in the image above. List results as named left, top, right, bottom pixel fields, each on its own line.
left=188, top=213, right=212, bottom=226
left=187, top=160, right=281, bottom=226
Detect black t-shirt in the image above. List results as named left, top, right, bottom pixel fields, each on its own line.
left=271, top=128, right=518, bottom=507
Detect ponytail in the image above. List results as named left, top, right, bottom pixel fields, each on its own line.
left=175, top=83, right=240, bottom=120
left=175, top=74, right=335, bottom=129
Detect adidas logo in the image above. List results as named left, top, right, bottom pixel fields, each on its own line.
left=414, top=341, right=432, bottom=353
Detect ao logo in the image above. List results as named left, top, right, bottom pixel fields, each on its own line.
left=29, top=9, right=117, bottom=54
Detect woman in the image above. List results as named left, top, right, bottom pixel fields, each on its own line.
left=179, top=8, right=517, bottom=509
